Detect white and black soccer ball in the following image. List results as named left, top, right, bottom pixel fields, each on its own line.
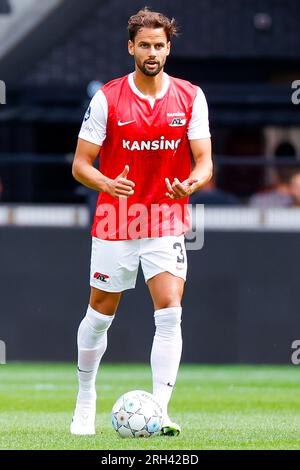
left=112, top=390, right=163, bottom=438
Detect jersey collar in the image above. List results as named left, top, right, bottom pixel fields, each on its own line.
left=128, top=72, right=170, bottom=101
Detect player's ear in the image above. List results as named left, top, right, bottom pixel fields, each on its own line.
left=166, top=41, right=171, bottom=56
left=128, top=40, right=134, bottom=56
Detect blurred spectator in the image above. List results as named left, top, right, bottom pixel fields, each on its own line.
left=274, top=141, right=296, bottom=159
left=289, top=171, right=300, bottom=207
left=189, top=173, right=240, bottom=206
left=248, top=167, right=293, bottom=207
left=249, top=167, right=300, bottom=208
left=249, top=141, right=298, bottom=207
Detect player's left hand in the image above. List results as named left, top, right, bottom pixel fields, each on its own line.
left=165, top=177, right=198, bottom=199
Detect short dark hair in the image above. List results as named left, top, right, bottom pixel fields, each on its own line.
left=127, top=6, right=179, bottom=42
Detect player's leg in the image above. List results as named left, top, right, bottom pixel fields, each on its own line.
left=147, top=272, right=184, bottom=436
left=77, top=288, right=120, bottom=404
left=71, top=237, right=139, bottom=435
left=141, top=235, right=187, bottom=436
left=70, top=288, right=120, bottom=435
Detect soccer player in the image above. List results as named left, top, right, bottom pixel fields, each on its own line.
left=70, top=7, right=212, bottom=436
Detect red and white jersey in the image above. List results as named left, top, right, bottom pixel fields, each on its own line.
left=79, top=73, right=210, bottom=240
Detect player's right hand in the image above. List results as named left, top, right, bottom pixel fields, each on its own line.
left=107, top=165, right=135, bottom=198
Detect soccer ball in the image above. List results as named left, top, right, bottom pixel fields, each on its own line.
left=111, top=390, right=163, bottom=438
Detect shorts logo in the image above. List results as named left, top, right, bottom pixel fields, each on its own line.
left=176, top=264, right=185, bottom=270
left=93, top=272, right=110, bottom=283
left=169, top=118, right=186, bottom=127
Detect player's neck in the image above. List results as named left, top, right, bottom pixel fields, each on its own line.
left=133, top=69, right=165, bottom=98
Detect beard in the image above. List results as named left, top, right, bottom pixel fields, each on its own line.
left=136, top=58, right=165, bottom=77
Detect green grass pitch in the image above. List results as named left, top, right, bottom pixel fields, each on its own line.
left=0, top=363, right=300, bottom=450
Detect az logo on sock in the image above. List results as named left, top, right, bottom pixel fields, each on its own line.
left=93, top=272, right=110, bottom=283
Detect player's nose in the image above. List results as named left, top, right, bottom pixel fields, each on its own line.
left=148, top=46, right=157, bottom=56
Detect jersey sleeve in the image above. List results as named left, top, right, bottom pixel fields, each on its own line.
left=78, top=90, right=108, bottom=145
left=187, top=87, right=211, bottom=140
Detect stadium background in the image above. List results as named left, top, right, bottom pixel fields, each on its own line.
left=0, top=0, right=300, bottom=365
left=1, top=0, right=300, bottom=452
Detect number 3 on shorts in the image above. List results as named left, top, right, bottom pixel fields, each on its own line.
left=173, top=242, right=185, bottom=264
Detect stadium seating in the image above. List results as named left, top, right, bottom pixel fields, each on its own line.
left=21, top=0, right=299, bottom=88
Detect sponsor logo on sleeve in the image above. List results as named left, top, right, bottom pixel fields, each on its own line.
left=82, top=124, right=94, bottom=134
left=84, top=105, right=91, bottom=122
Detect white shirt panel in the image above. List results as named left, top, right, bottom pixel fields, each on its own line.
left=187, top=87, right=211, bottom=140
left=78, top=90, right=108, bottom=146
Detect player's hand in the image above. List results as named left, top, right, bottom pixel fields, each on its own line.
left=165, top=177, right=198, bottom=199
left=107, top=165, right=135, bottom=198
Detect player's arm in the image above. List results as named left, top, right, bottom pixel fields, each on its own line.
left=189, top=137, right=213, bottom=191
left=72, top=138, right=135, bottom=198
left=165, top=138, right=212, bottom=199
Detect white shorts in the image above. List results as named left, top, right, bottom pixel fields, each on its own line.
left=90, top=235, right=187, bottom=292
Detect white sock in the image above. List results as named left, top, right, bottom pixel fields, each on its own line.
left=76, top=305, right=114, bottom=405
left=150, top=307, right=182, bottom=417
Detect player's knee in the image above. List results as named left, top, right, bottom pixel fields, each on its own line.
left=156, top=297, right=182, bottom=310
left=90, top=299, right=117, bottom=316
left=89, top=289, right=120, bottom=315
